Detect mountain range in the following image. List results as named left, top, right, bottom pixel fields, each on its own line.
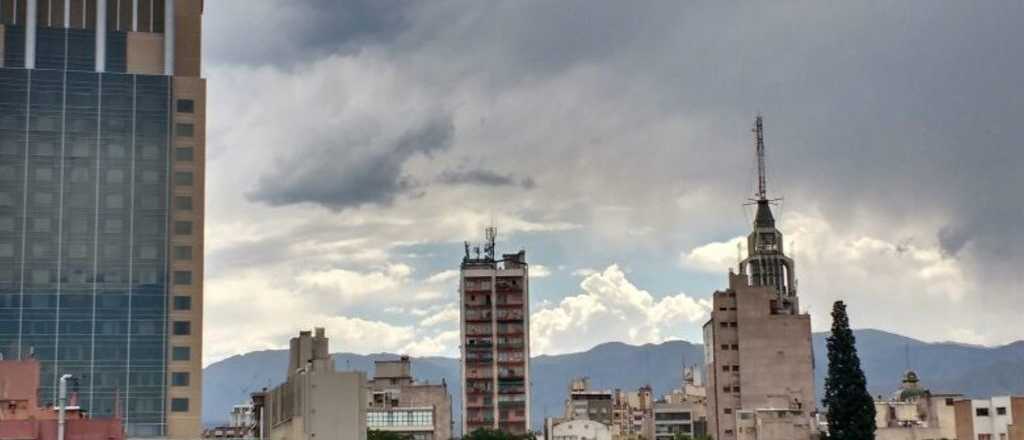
left=202, top=329, right=1024, bottom=431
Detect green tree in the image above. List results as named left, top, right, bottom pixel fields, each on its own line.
left=462, top=428, right=536, bottom=440
left=823, top=301, right=876, bottom=440
left=367, top=429, right=411, bottom=440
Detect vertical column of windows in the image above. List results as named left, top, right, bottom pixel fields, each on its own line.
left=0, top=69, right=29, bottom=361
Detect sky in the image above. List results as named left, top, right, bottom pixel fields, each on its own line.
left=198, top=1, right=1024, bottom=366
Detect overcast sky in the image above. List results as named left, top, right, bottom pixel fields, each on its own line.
left=199, top=1, right=1023, bottom=365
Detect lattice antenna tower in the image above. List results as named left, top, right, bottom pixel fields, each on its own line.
left=484, top=225, right=497, bottom=261
left=754, top=114, right=768, bottom=201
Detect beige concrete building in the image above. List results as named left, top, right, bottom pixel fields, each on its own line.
left=256, top=328, right=367, bottom=440
left=703, top=117, right=817, bottom=440
left=460, top=228, right=530, bottom=434
left=366, top=355, right=453, bottom=440
left=0, top=1, right=204, bottom=437
left=954, top=396, right=1024, bottom=440
left=873, top=370, right=961, bottom=440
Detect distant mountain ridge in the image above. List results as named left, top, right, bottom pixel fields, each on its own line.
left=203, top=329, right=1024, bottom=431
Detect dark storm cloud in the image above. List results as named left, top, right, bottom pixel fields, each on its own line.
left=437, top=168, right=536, bottom=189
left=215, top=1, right=1024, bottom=294
left=204, top=0, right=414, bottom=66
left=246, top=115, right=454, bottom=210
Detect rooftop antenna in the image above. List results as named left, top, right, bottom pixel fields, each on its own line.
left=484, top=225, right=497, bottom=261
left=754, top=114, right=768, bottom=201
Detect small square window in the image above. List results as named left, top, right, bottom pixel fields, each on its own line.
left=976, top=408, right=990, bottom=417
left=731, top=344, right=739, bottom=350
left=174, top=171, right=193, bottom=186
left=721, top=344, right=729, bottom=350
left=174, top=221, right=193, bottom=235
left=175, top=196, right=192, bottom=211
left=996, top=407, right=1007, bottom=415
left=175, top=123, right=194, bottom=138
left=174, top=246, right=192, bottom=260
left=175, top=147, right=194, bottom=162
left=176, top=99, right=195, bottom=114
left=173, top=296, right=191, bottom=311
left=171, top=372, right=190, bottom=386
left=173, top=321, right=191, bottom=335
left=172, top=346, right=191, bottom=361
left=732, top=365, right=740, bottom=372
left=722, top=366, right=730, bottom=372
left=173, top=271, right=191, bottom=285
left=724, top=408, right=732, bottom=414
left=170, top=398, right=189, bottom=412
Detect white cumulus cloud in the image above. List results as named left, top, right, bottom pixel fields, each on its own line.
left=531, top=264, right=711, bottom=355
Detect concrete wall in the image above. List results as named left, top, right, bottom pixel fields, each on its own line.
left=307, top=372, right=367, bottom=440
left=706, top=272, right=816, bottom=440
left=550, top=419, right=612, bottom=440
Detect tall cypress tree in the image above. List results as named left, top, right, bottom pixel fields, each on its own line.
left=823, top=301, right=876, bottom=440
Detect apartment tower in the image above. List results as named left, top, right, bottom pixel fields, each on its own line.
left=460, top=227, right=531, bottom=434
left=0, top=1, right=205, bottom=437
left=703, top=116, right=816, bottom=440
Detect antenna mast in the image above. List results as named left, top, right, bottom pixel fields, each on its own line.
left=484, top=226, right=497, bottom=261
left=754, top=115, right=767, bottom=201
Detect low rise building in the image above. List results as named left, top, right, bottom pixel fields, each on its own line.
left=547, top=418, right=613, bottom=440
left=366, top=356, right=453, bottom=440
left=253, top=328, right=367, bottom=440
left=873, top=370, right=960, bottom=440
left=653, top=401, right=706, bottom=440
left=0, top=360, right=124, bottom=440
left=954, top=396, right=1024, bottom=440
left=202, top=403, right=258, bottom=438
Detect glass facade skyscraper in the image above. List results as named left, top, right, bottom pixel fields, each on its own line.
left=0, top=1, right=205, bottom=437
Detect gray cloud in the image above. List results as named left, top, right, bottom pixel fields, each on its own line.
left=205, top=1, right=1024, bottom=347
left=438, top=168, right=536, bottom=189
left=246, top=115, right=454, bottom=210
left=204, top=0, right=414, bottom=66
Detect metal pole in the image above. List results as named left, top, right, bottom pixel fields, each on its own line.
left=58, top=374, right=72, bottom=440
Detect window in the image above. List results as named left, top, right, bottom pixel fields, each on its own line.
left=170, top=398, right=189, bottom=412
left=978, top=435, right=992, bottom=440
left=724, top=408, right=732, bottom=414
left=173, top=321, right=191, bottom=335
left=720, top=322, right=728, bottom=328
left=173, top=296, right=191, bottom=311
left=721, top=344, right=729, bottom=350
left=174, top=246, right=192, bottom=260
left=174, top=171, right=193, bottom=186
left=176, top=99, right=195, bottom=113
left=173, top=271, right=192, bottom=285
left=174, top=221, right=193, bottom=235
left=172, top=346, right=191, bottom=361
left=732, top=365, right=740, bottom=372
left=171, top=372, right=190, bottom=386
left=976, top=408, right=990, bottom=417
left=175, top=196, right=192, bottom=210
left=731, top=344, right=739, bottom=350
left=722, top=366, right=730, bottom=372
left=996, top=407, right=1007, bottom=415
left=175, top=123, right=194, bottom=137
left=946, top=398, right=955, bottom=406
left=176, top=147, right=194, bottom=162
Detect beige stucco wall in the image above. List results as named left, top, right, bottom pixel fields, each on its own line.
left=126, top=32, right=165, bottom=74
left=165, top=75, right=206, bottom=440
left=954, top=400, right=974, bottom=440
